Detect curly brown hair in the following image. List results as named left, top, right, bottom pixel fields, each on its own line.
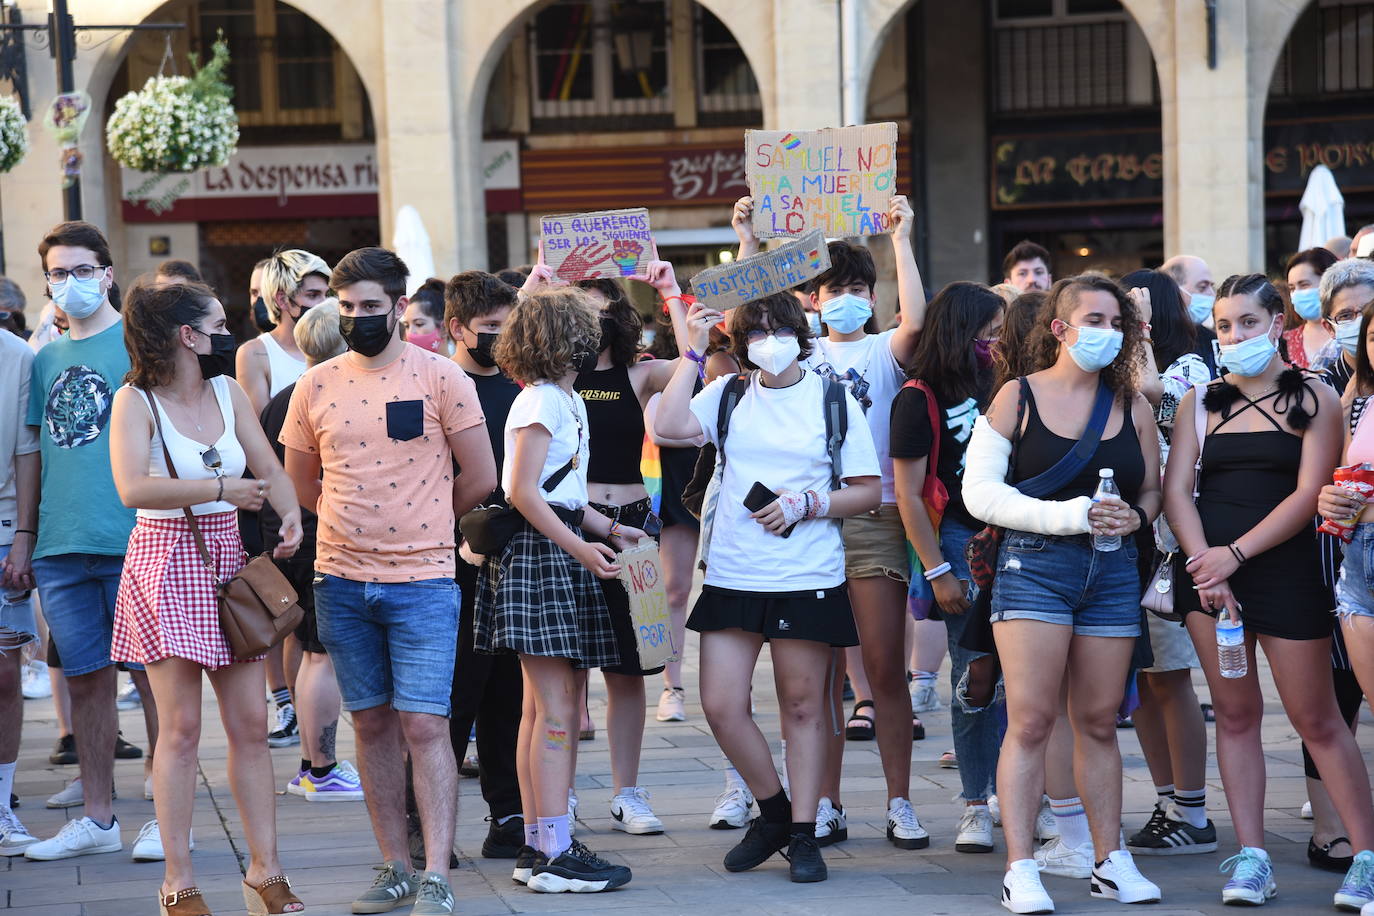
left=494, top=288, right=602, bottom=385
left=727, top=291, right=815, bottom=370
left=123, top=280, right=219, bottom=389
left=1024, top=274, right=1140, bottom=403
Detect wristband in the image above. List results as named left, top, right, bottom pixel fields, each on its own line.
left=216, top=477, right=225, bottom=503
left=1130, top=505, right=1148, bottom=533
left=1228, top=542, right=1247, bottom=565
left=685, top=346, right=708, bottom=381
left=663, top=294, right=687, bottom=306
left=15, top=528, right=36, bottom=537
left=809, top=489, right=830, bottom=520
left=609, top=520, right=623, bottom=540
left=923, top=561, right=953, bottom=581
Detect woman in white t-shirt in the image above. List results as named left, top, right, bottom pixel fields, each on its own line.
left=474, top=287, right=646, bottom=895
left=656, top=292, right=880, bottom=883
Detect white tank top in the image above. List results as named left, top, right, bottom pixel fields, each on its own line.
left=130, top=376, right=248, bottom=518
left=260, top=332, right=307, bottom=397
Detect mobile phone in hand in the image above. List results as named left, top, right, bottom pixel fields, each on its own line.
left=744, top=481, right=797, bottom=538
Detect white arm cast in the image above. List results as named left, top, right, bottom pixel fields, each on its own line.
left=962, top=415, right=1093, bottom=535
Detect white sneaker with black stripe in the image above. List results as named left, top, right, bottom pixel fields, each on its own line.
left=610, top=787, right=663, bottom=835
left=1090, top=849, right=1161, bottom=904
left=1002, top=858, right=1054, bottom=914
left=814, top=797, right=847, bottom=847
left=885, top=797, right=929, bottom=849
left=267, top=701, right=299, bottom=747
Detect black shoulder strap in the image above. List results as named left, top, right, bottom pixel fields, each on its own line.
left=714, top=372, right=752, bottom=467
left=822, top=377, right=848, bottom=490
left=541, top=457, right=576, bottom=493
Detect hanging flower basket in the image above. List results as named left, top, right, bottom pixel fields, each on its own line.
left=106, top=38, right=239, bottom=174
left=0, top=96, right=29, bottom=173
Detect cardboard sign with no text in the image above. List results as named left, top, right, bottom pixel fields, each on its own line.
left=616, top=541, right=678, bottom=670
left=539, top=208, right=653, bottom=281
left=746, top=122, right=899, bottom=239
left=690, top=229, right=831, bottom=311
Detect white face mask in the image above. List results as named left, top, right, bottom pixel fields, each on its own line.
left=747, top=334, right=801, bottom=376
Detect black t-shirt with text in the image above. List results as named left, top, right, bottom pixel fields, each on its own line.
left=889, top=382, right=980, bottom=530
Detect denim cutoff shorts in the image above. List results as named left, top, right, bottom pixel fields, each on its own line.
left=1337, top=522, right=1374, bottom=620
left=989, top=529, right=1140, bottom=638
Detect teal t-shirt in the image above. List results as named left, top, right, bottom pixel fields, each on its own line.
left=26, top=320, right=135, bottom=558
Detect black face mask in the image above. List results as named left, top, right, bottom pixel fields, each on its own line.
left=339, top=313, right=395, bottom=358
left=196, top=332, right=237, bottom=380
left=252, top=297, right=275, bottom=333
left=469, top=331, right=500, bottom=368
left=598, top=314, right=616, bottom=354
left=573, top=346, right=600, bottom=375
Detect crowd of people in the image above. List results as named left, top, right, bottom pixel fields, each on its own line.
left=2, top=208, right=1374, bottom=916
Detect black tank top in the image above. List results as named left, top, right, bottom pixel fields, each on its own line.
left=574, top=363, right=645, bottom=485
left=1012, top=383, right=1144, bottom=503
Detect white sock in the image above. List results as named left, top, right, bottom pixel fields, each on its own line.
left=1047, top=795, right=1092, bottom=849
left=0, top=760, right=14, bottom=807
left=1172, top=787, right=1208, bottom=829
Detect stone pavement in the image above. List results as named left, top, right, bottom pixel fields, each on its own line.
left=4, top=635, right=1371, bottom=915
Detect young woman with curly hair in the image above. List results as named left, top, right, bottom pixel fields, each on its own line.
left=474, top=286, right=648, bottom=895
left=106, top=280, right=305, bottom=915
left=963, top=274, right=1163, bottom=913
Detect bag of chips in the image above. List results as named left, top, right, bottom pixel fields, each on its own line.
left=1318, top=463, right=1374, bottom=543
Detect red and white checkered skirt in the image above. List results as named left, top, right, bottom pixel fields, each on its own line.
left=112, top=511, right=254, bottom=670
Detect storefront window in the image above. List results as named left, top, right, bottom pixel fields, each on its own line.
left=275, top=3, right=335, bottom=110
left=530, top=0, right=671, bottom=118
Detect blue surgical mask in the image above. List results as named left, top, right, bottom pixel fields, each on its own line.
left=1291, top=287, right=1322, bottom=322
left=1217, top=329, right=1278, bottom=377
left=50, top=272, right=106, bottom=319
left=1064, top=324, right=1123, bottom=372
left=820, top=293, right=872, bottom=335
left=1336, top=318, right=1363, bottom=357
left=806, top=310, right=822, bottom=337
left=1187, top=292, right=1214, bottom=324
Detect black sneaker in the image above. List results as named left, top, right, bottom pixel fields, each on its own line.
left=1126, top=804, right=1168, bottom=849
left=527, top=840, right=631, bottom=893
left=114, top=731, right=143, bottom=759
left=1125, top=807, right=1217, bottom=856
left=482, top=815, right=524, bottom=859
left=267, top=702, right=299, bottom=747
left=784, top=833, right=828, bottom=883
left=511, top=845, right=546, bottom=885
left=723, top=817, right=790, bottom=872
left=49, top=734, right=77, bottom=765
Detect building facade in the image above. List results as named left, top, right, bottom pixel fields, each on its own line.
left=1, top=0, right=1370, bottom=324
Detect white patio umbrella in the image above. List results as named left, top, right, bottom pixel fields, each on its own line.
left=1298, top=164, right=1345, bottom=252
left=392, top=205, right=436, bottom=296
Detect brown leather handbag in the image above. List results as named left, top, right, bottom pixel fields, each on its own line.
left=146, top=390, right=302, bottom=661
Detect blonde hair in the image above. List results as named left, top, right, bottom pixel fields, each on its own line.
left=494, top=288, right=601, bottom=385
left=260, top=249, right=330, bottom=322
left=293, top=299, right=345, bottom=365
left=990, top=282, right=1021, bottom=305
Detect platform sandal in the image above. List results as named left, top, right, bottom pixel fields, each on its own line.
left=242, top=875, right=304, bottom=915
left=845, top=700, right=875, bottom=741
left=159, top=887, right=211, bottom=916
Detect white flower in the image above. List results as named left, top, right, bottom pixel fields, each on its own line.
left=0, top=96, right=30, bottom=172
left=105, top=46, right=239, bottom=174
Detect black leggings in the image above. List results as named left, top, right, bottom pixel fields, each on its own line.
left=1303, top=666, right=1364, bottom=781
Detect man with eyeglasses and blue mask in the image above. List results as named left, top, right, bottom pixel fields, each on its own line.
left=22, top=221, right=161, bottom=862
left=1161, top=254, right=1221, bottom=377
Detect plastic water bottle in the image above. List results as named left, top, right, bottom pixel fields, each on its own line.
left=1216, top=614, right=1247, bottom=679
left=1091, top=468, right=1121, bottom=552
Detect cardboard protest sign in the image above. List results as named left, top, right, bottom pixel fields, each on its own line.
left=539, top=208, right=653, bottom=281
left=616, top=541, right=678, bottom=670
left=690, top=229, right=830, bottom=311
left=746, top=122, right=898, bottom=238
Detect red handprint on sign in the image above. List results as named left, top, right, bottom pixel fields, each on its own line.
left=554, top=243, right=614, bottom=281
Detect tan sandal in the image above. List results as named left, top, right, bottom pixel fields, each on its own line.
left=242, top=875, right=304, bottom=915
left=159, top=887, right=211, bottom=916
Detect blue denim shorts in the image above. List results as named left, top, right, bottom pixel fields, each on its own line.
left=0, top=544, right=36, bottom=654
left=1337, top=522, right=1374, bottom=620
left=313, top=574, right=459, bottom=716
left=989, top=530, right=1141, bottom=638
left=32, top=553, right=141, bottom=676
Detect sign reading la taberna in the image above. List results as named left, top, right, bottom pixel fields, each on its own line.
left=121, top=141, right=521, bottom=222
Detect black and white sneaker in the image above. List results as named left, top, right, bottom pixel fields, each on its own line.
left=527, top=840, right=631, bottom=893
left=267, top=702, right=299, bottom=747
left=1126, top=806, right=1217, bottom=856
left=1090, top=849, right=1162, bottom=904
left=511, top=845, right=546, bottom=885
left=784, top=833, right=827, bottom=883
left=723, top=817, right=790, bottom=872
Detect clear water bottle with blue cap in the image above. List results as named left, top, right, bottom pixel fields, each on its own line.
left=1091, top=468, right=1120, bottom=552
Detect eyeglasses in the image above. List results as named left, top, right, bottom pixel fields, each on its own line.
left=44, top=265, right=105, bottom=284
left=744, top=327, right=798, bottom=345
left=201, top=446, right=223, bottom=477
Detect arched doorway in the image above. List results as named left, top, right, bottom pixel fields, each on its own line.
left=100, top=0, right=381, bottom=334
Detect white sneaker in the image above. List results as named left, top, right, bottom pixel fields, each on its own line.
left=909, top=674, right=940, bottom=713
left=567, top=789, right=577, bottom=837
left=0, top=806, right=38, bottom=856
left=1035, top=795, right=1060, bottom=841
left=115, top=676, right=141, bottom=710
left=21, top=661, right=52, bottom=699
left=24, top=816, right=121, bottom=860
left=1301, top=800, right=1314, bottom=819
left=1362, top=901, right=1374, bottom=916
left=610, top=787, right=664, bottom=835
left=956, top=804, right=995, bottom=853
left=130, top=819, right=194, bottom=862
left=886, top=797, right=930, bottom=849
left=1091, top=849, right=1161, bottom=904
left=656, top=687, right=686, bottom=722
left=989, top=793, right=1002, bottom=826
left=1003, top=858, right=1055, bottom=914
left=815, top=796, right=848, bottom=847
left=709, top=784, right=753, bottom=829
left=46, top=778, right=115, bottom=809
left=1035, top=837, right=1095, bottom=879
